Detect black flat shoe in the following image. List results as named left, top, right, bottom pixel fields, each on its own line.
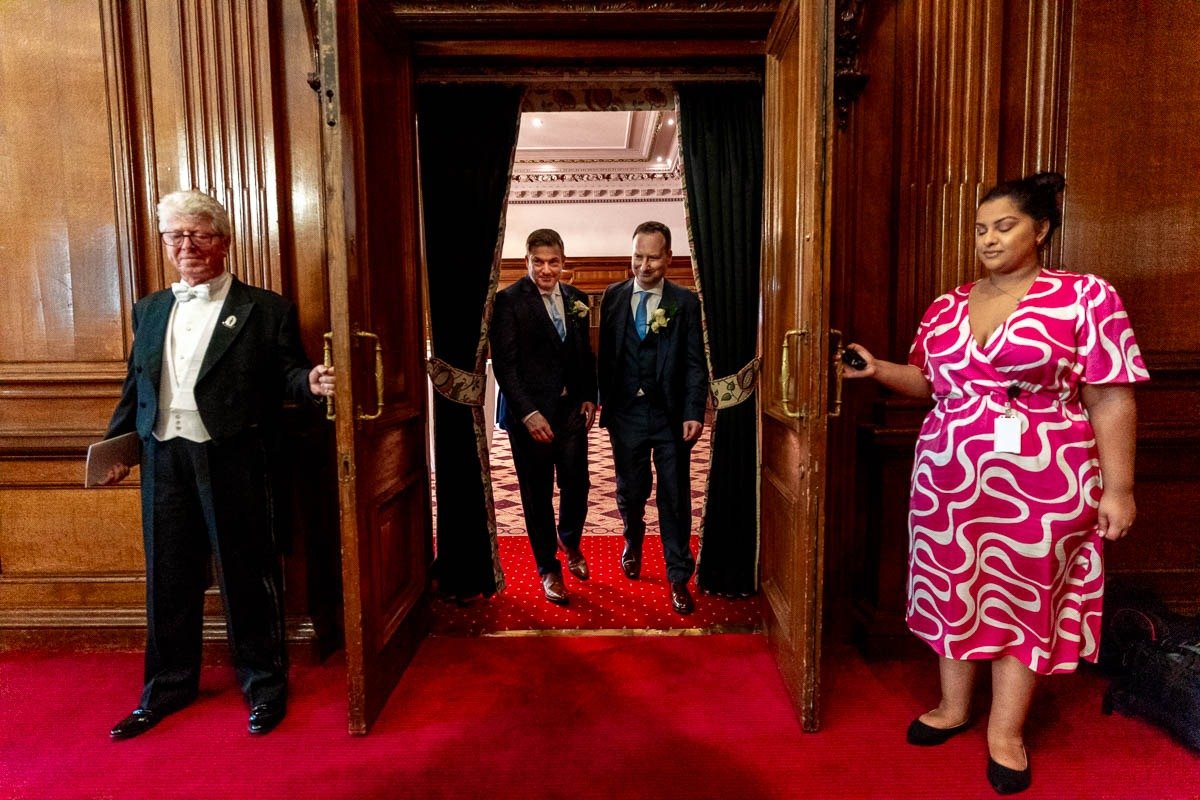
left=110, top=708, right=161, bottom=740
left=905, top=716, right=971, bottom=746
left=987, top=751, right=1031, bottom=795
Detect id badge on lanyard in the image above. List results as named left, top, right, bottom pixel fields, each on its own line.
left=994, top=384, right=1022, bottom=454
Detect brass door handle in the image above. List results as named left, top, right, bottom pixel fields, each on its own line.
left=780, top=328, right=807, bottom=419
left=354, top=330, right=384, bottom=421
left=323, top=330, right=385, bottom=421
left=323, top=332, right=336, bottom=421
left=829, top=328, right=844, bottom=418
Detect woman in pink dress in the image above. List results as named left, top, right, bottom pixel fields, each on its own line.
left=845, top=172, right=1148, bottom=794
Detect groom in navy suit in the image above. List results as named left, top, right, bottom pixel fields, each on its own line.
left=101, top=190, right=334, bottom=740
left=599, top=221, right=707, bottom=615
left=490, top=229, right=597, bottom=605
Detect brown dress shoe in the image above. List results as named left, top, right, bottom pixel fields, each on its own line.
left=620, top=544, right=641, bottom=580
left=541, top=572, right=569, bottom=605
left=669, top=580, right=695, bottom=615
left=560, top=544, right=589, bottom=581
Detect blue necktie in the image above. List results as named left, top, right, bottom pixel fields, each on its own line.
left=635, top=290, right=650, bottom=340
left=548, top=296, right=566, bottom=340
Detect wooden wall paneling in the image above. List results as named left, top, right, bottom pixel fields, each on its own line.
left=272, top=0, right=344, bottom=657
left=1053, top=0, right=1200, bottom=611
left=895, top=0, right=1002, bottom=347
left=1, top=0, right=340, bottom=657
left=997, top=0, right=1069, bottom=184
left=849, top=0, right=1004, bottom=654
left=0, top=0, right=146, bottom=643
left=138, top=0, right=281, bottom=292
left=826, top=1, right=899, bottom=636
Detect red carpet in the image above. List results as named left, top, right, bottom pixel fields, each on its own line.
left=3, top=638, right=1199, bottom=799
left=434, top=424, right=760, bottom=633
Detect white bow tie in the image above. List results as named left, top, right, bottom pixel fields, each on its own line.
left=171, top=282, right=210, bottom=302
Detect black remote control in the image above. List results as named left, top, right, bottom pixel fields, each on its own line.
left=841, top=348, right=867, bottom=370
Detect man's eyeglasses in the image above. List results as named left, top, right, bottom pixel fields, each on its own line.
left=161, top=231, right=222, bottom=247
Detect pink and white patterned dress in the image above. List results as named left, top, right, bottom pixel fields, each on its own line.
left=906, top=269, right=1149, bottom=674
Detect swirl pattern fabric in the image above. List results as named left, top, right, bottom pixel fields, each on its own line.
left=906, top=270, right=1149, bottom=675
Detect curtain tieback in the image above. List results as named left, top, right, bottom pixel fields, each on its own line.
left=426, top=357, right=486, bottom=407
left=709, top=357, right=761, bottom=410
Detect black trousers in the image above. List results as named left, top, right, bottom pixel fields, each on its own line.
left=506, top=400, right=591, bottom=576
left=607, top=402, right=696, bottom=584
left=138, top=433, right=287, bottom=712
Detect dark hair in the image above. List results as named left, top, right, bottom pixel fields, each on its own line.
left=632, top=220, right=672, bottom=250
left=526, top=228, right=564, bottom=255
left=980, top=172, right=1066, bottom=245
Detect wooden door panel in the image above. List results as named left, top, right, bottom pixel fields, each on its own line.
left=760, top=0, right=832, bottom=732
left=320, top=0, right=432, bottom=734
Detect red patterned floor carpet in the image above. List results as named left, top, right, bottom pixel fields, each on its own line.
left=432, top=424, right=761, bottom=634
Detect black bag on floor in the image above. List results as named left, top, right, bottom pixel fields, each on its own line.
left=1101, top=602, right=1200, bottom=752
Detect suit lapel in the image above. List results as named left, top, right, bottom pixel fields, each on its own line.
left=655, top=281, right=678, bottom=381
left=610, top=279, right=633, bottom=357
left=140, top=292, right=174, bottom=392
left=198, top=277, right=255, bottom=382
left=525, top=276, right=567, bottom=348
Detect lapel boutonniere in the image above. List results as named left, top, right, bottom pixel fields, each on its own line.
left=569, top=299, right=589, bottom=319
left=649, top=303, right=677, bottom=334
left=222, top=315, right=238, bottom=329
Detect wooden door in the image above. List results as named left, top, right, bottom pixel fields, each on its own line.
left=318, top=0, right=432, bottom=734
left=759, top=0, right=834, bottom=732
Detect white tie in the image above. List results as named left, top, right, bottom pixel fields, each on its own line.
left=172, top=282, right=210, bottom=303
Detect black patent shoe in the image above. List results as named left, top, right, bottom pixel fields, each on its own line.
left=110, top=708, right=161, bottom=740
left=987, top=750, right=1031, bottom=795
left=248, top=701, right=287, bottom=735
left=905, top=716, right=971, bottom=745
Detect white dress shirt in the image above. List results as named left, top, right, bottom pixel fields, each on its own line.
left=630, top=283, right=663, bottom=318
left=153, top=271, right=232, bottom=442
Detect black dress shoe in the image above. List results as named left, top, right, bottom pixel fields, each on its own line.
left=248, top=702, right=287, bottom=735
left=669, top=581, right=694, bottom=615
left=906, top=716, right=971, bottom=746
left=541, top=573, right=569, bottom=605
left=620, top=545, right=641, bottom=580
left=987, top=750, right=1031, bottom=794
left=110, top=707, right=161, bottom=740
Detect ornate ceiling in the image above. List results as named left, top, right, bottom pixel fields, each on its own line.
left=509, top=110, right=683, bottom=205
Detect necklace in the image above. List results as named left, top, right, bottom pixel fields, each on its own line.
left=987, top=276, right=1031, bottom=302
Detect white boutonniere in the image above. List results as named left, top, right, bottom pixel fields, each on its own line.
left=222, top=315, right=238, bottom=329
left=649, top=303, right=677, bottom=334
left=569, top=299, right=589, bottom=319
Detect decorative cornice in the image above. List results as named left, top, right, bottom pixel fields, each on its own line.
left=510, top=161, right=683, bottom=203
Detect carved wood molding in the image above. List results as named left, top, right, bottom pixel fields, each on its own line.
left=834, top=0, right=870, bottom=130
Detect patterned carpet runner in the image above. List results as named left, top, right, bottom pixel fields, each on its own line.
left=432, top=424, right=761, bottom=634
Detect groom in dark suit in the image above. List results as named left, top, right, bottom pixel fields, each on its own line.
left=490, top=229, right=597, bottom=605
left=599, top=221, right=707, bottom=615
left=101, top=190, right=334, bottom=739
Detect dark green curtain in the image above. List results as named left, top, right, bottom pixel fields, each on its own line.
left=678, top=83, right=763, bottom=596
left=418, top=84, right=523, bottom=599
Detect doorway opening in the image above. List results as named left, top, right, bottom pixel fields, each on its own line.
left=426, top=105, right=759, bottom=634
